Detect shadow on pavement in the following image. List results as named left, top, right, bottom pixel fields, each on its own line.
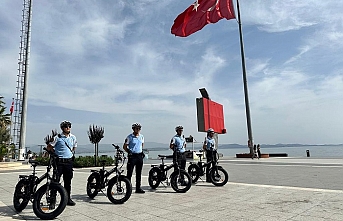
left=71, top=194, right=99, bottom=203
left=0, top=205, right=39, bottom=220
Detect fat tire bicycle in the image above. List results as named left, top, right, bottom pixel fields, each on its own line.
left=148, top=152, right=192, bottom=193
left=13, top=148, right=68, bottom=220
left=86, top=144, right=132, bottom=204
left=188, top=149, right=229, bottom=186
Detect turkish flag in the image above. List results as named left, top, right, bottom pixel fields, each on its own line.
left=171, top=0, right=236, bottom=37
left=10, top=101, right=14, bottom=114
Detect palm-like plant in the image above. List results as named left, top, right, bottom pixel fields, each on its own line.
left=0, top=96, right=11, bottom=128
left=0, top=96, right=11, bottom=161
left=44, top=129, right=58, bottom=145
left=41, top=130, right=57, bottom=157
left=87, top=125, right=104, bottom=166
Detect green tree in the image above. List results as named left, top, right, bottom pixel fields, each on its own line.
left=87, top=125, right=104, bottom=166
left=0, top=96, right=11, bottom=128
left=0, top=96, right=11, bottom=161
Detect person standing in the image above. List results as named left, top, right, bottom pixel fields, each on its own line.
left=48, top=120, right=77, bottom=206
left=170, top=125, right=186, bottom=170
left=252, top=144, right=259, bottom=159
left=257, top=144, right=261, bottom=158
left=123, top=123, right=145, bottom=194
left=203, top=128, right=216, bottom=182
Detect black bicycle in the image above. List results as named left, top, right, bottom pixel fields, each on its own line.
left=148, top=153, right=192, bottom=193
left=188, top=149, right=229, bottom=186
left=13, top=148, right=68, bottom=220
left=86, top=144, right=132, bottom=204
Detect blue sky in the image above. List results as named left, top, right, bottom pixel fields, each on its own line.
left=1, top=0, right=342, bottom=146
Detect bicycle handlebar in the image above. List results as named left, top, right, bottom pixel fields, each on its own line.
left=43, top=147, right=58, bottom=156
left=112, top=144, right=126, bottom=156
left=112, top=144, right=120, bottom=149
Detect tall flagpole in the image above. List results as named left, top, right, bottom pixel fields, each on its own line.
left=236, top=0, right=254, bottom=153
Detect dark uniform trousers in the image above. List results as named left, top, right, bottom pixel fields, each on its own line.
left=127, top=153, right=144, bottom=189
left=206, top=150, right=216, bottom=180
left=173, top=152, right=186, bottom=170
left=56, top=159, right=73, bottom=198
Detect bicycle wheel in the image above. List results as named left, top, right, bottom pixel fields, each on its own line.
left=13, top=179, right=30, bottom=212
left=148, top=167, right=161, bottom=189
left=107, top=176, right=132, bottom=204
left=170, top=170, right=192, bottom=193
left=187, top=164, right=200, bottom=183
left=86, top=173, right=100, bottom=199
left=210, top=167, right=229, bottom=186
left=32, top=183, right=68, bottom=220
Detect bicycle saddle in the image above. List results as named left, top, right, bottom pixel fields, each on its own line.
left=29, top=159, right=39, bottom=166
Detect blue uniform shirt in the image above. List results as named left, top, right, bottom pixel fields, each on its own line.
left=125, top=134, right=144, bottom=153
left=50, top=133, right=77, bottom=158
left=171, top=135, right=186, bottom=153
left=204, top=136, right=215, bottom=151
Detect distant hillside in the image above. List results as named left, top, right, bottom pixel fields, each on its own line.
left=74, top=142, right=170, bottom=154
left=218, top=143, right=343, bottom=149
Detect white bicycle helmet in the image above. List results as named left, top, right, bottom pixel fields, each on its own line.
left=175, top=125, right=183, bottom=131
left=60, top=120, right=71, bottom=129
left=132, top=122, right=142, bottom=129
left=207, top=128, right=214, bottom=133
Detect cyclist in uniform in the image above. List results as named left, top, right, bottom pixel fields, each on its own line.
left=48, top=120, right=77, bottom=206
left=123, top=123, right=145, bottom=194
left=170, top=125, right=186, bottom=171
left=203, top=128, right=216, bottom=182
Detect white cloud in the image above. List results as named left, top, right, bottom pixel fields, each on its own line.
left=241, top=0, right=343, bottom=32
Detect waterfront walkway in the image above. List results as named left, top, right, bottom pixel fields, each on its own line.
left=0, top=157, right=342, bottom=220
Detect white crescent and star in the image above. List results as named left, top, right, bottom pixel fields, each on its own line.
left=192, top=0, right=219, bottom=13
left=207, top=0, right=219, bottom=11
left=193, top=0, right=200, bottom=11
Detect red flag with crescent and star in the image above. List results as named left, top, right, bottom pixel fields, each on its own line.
left=10, top=101, right=14, bottom=115
left=171, top=0, right=236, bottom=37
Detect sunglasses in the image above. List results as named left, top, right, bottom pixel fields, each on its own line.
left=62, top=125, right=71, bottom=128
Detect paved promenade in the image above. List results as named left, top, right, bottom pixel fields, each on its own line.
left=0, top=157, right=342, bottom=220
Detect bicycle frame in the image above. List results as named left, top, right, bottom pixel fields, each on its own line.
left=190, top=150, right=219, bottom=177
left=151, top=154, right=181, bottom=184
left=89, top=144, right=126, bottom=189
left=16, top=148, right=60, bottom=202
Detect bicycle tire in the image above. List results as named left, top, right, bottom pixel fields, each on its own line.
left=210, top=167, right=229, bottom=186
left=170, top=170, right=192, bottom=193
left=187, top=164, right=200, bottom=183
left=86, top=173, right=100, bottom=199
left=107, top=176, right=132, bottom=204
left=148, top=167, right=161, bottom=189
left=32, top=183, right=68, bottom=220
left=13, top=179, right=30, bottom=212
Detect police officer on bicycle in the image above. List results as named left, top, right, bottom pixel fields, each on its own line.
left=170, top=125, right=186, bottom=170
left=123, top=123, right=145, bottom=194
left=203, top=128, right=216, bottom=182
left=47, top=120, right=77, bottom=206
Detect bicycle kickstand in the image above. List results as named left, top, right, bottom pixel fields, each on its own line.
left=100, top=189, right=107, bottom=196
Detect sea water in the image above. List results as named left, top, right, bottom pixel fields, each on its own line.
left=76, top=145, right=343, bottom=159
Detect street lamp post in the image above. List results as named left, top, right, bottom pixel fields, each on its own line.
left=38, top=144, right=45, bottom=156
